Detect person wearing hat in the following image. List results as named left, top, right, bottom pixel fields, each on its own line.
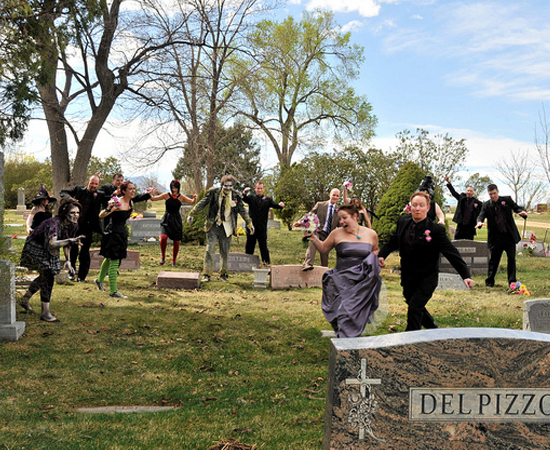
left=26, top=184, right=57, bottom=233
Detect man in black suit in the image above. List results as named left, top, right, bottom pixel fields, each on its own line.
left=475, top=184, right=528, bottom=287
left=444, top=176, right=481, bottom=240
left=294, top=188, right=340, bottom=270
left=379, top=191, right=474, bottom=331
left=242, top=181, right=284, bottom=266
left=60, top=175, right=104, bottom=282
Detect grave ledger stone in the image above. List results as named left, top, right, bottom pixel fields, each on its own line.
left=439, top=240, right=489, bottom=275
left=0, top=259, right=26, bottom=341
left=156, top=271, right=200, bottom=290
left=524, top=298, right=550, bottom=334
left=323, top=328, right=550, bottom=450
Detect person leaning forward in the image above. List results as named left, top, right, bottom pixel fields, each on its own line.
left=294, top=188, right=341, bottom=271
left=379, top=191, right=474, bottom=331
left=187, top=175, right=253, bottom=282
left=475, top=184, right=527, bottom=288
left=444, top=176, right=481, bottom=240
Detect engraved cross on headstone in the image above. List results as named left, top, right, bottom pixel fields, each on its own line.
left=345, top=358, right=384, bottom=442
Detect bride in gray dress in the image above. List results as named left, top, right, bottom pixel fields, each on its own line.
left=305, top=204, right=383, bottom=338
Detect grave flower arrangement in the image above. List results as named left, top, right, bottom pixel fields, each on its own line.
left=509, top=281, right=531, bottom=296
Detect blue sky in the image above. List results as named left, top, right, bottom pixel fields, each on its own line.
left=278, top=0, right=550, bottom=198
left=18, top=0, right=550, bottom=200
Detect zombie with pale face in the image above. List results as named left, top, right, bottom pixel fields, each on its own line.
left=187, top=174, right=253, bottom=282
left=444, top=176, right=482, bottom=240
left=19, top=199, right=85, bottom=322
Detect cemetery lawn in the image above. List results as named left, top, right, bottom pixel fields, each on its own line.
left=1, top=209, right=550, bottom=449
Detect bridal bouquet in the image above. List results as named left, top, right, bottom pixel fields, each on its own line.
left=343, top=181, right=353, bottom=192
left=108, top=196, right=122, bottom=209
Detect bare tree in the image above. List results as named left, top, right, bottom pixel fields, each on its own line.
left=535, top=104, right=550, bottom=185
left=494, top=148, right=545, bottom=208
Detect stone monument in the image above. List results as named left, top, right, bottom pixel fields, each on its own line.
left=524, top=298, right=550, bottom=334
left=440, top=240, right=489, bottom=275
left=271, top=265, right=328, bottom=289
left=15, top=187, right=26, bottom=215
left=324, top=328, right=550, bottom=449
left=213, top=253, right=260, bottom=272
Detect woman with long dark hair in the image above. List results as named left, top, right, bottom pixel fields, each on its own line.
left=20, top=199, right=84, bottom=322
left=150, top=180, right=197, bottom=266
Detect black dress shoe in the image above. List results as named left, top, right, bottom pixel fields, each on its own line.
left=485, top=282, right=494, bottom=287
left=77, top=278, right=86, bottom=283
left=302, top=265, right=314, bottom=272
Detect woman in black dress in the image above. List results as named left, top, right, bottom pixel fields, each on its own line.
left=26, top=184, right=56, bottom=233
left=20, top=199, right=83, bottom=322
left=95, top=181, right=135, bottom=298
left=150, top=180, right=197, bottom=266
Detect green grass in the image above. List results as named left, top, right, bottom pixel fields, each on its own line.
left=1, top=209, right=550, bottom=449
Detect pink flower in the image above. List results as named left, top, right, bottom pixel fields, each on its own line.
left=403, top=204, right=411, bottom=213
left=424, top=230, right=431, bottom=242
left=146, top=188, right=152, bottom=193
left=501, top=201, right=506, bottom=206
left=425, top=236, right=432, bottom=242
left=474, top=203, right=478, bottom=207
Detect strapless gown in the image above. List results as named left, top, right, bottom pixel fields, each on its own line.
left=322, top=242, right=383, bottom=338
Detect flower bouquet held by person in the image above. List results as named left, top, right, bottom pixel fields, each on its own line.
left=297, top=212, right=320, bottom=246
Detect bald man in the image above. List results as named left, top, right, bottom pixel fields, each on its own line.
left=60, top=175, right=105, bottom=282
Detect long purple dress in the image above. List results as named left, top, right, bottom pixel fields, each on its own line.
left=322, top=242, right=382, bottom=338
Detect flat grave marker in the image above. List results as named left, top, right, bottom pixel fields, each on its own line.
left=156, top=271, right=200, bottom=290
left=271, top=265, right=328, bottom=289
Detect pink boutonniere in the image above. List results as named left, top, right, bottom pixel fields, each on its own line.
left=501, top=201, right=506, bottom=206
left=424, top=230, right=432, bottom=242
left=262, top=196, right=266, bottom=200
left=93, top=192, right=98, bottom=197
left=474, top=203, right=478, bottom=207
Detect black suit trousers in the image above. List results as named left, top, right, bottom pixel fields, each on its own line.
left=402, top=272, right=439, bottom=331
left=487, top=234, right=517, bottom=286
left=245, top=229, right=270, bottom=264
left=70, top=231, right=93, bottom=280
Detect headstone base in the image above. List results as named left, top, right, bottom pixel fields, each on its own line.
left=157, top=271, right=200, bottom=290
left=0, top=322, right=26, bottom=342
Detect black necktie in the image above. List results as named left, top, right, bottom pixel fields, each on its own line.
left=326, top=205, right=333, bottom=232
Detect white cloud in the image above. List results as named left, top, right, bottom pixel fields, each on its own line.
left=411, top=14, right=423, bottom=20
left=341, top=20, right=365, bottom=33
left=305, top=0, right=381, bottom=18
left=380, top=1, right=550, bottom=102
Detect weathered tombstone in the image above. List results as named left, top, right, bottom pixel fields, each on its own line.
left=524, top=299, right=550, bottom=334
left=267, top=219, right=281, bottom=230
left=0, top=260, right=26, bottom=341
left=436, top=272, right=467, bottom=290
left=271, top=265, right=328, bottom=289
left=142, top=210, right=156, bottom=218
left=15, top=187, right=26, bottom=215
left=156, top=271, right=200, bottom=289
left=516, top=240, right=546, bottom=257
left=89, top=249, right=140, bottom=270
left=536, top=203, right=547, bottom=213
left=213, top=253, right=260, bottom=272
left=129, top=218, right=163, bottom=243
left=439, top=240, right=489, bottom=275
left=324, top=328, right=550, bottom=449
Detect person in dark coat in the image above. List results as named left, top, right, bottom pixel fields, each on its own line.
left=59, top=175, right=104, bottom=282
left=379, top=191, right=474, bottom=331
left=242, top=181, right=284, bottom=266
left=444, top=176, right=481, bottom=240
left=475, top=184, right=528, bottom=287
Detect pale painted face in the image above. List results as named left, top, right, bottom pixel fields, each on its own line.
left=466, top=186, right=475, bottom=198
left=67, top=206, right=80, bottom=224
left=254, top=183, right=264, bottom=196
left=488, top=189, right=499, bottom=202
left=87, top=176, right=100, bottom=192
left=338, top=210, right=358, bottom=231
left=329, top=189, right=340, bottom=205
left=410, top=194, right=430, bottom=222
left=223, top=181, right=234, bottom=193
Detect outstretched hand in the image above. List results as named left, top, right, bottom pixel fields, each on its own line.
left=475, top=221, right=484, bottom=229
left=463, top=278, right=475, bottom=289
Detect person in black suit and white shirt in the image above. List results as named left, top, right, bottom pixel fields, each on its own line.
left=475, top=184, right=527, bottom=287
left=444, top=176, right=481, bottom=240
left=379, top=191, right=474, bottom=331
left=294, top=188, right=340, bottom=271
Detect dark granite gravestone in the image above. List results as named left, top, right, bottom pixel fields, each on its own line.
left=129, top=218, right=163, bottom=243
left=323, top=328, right=550, bottom=449
left=89, top=249, right=140, bottom=270
left=439, top=240, right=489, bottom=275
left=156, top=271, right=200, bottom=289
left=436, top=272, right=467, bottom=291
left=213, top=253, right=260, bottom=272
left=0, top=259, right=26, bottom=341
left=524, top=299, right=550, bottom=334
left=271, top=265, right=328, bottom=289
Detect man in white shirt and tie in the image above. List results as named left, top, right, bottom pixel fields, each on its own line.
left=296, top=188, right=340, bottom=271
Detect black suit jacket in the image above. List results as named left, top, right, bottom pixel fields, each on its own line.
left=379, top=215, right=471, bottom=282
left=476, top=196, right=524, bottom=246
left=446, top=182, right=481, bottom=230
left=60, top=185, right=104, bottom=234
left=242, top=194, right=282, bottom=232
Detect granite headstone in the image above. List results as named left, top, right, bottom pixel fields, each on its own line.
left=156, top=271, right=200, bottom=290
left=213, top=253, right=260, bottom=272
left=324, top=328, right=550, bottom=449
left=440, top=240, right=489, bottom=275
left=523, top=299, right=550, bottom=334
left=271, top=265, right=328, bottom=289
left=436, top=272, right=467, bottom=291
left=129, top=218, right=163, bottom=243
left=0, top=259, right=26, bottom=341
